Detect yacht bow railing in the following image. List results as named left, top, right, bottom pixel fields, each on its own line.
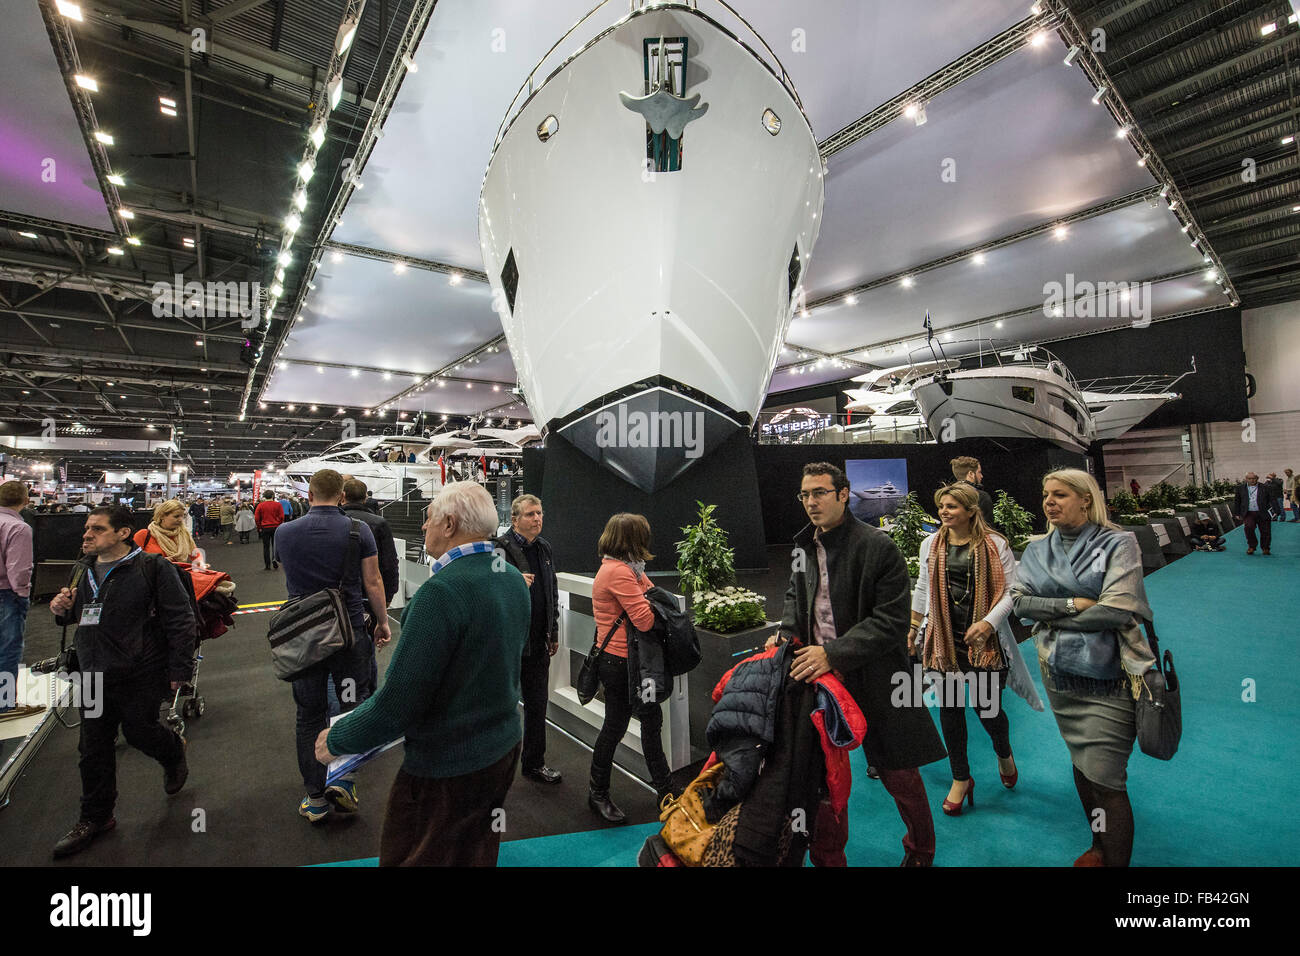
left=491, top=0, right=806, bottom=152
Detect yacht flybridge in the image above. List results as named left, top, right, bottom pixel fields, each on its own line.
left=480, top=0, right=823, bottom=493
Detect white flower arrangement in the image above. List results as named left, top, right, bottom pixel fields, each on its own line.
left=693, top=585, right=765, bottom=633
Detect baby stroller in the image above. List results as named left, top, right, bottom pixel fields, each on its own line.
left=163, top=563, right=238, bottom=736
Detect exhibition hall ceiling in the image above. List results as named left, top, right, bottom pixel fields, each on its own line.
left=0, top=0, right=1294, bottom=474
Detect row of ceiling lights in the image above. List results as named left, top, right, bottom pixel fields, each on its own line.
left=783, top=7, right=1242, bottom=378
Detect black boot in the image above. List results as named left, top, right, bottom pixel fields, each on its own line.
left=588, top=787, right=626, bottom=823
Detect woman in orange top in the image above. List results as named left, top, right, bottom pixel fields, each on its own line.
left=133, top=499, right=203, bottom=565
left=587, top=513, right=669, bottom=823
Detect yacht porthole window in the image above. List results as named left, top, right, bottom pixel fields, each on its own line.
left=762, top=109, right=781, bottom=135
left=537, top=115, right=559, bottom=142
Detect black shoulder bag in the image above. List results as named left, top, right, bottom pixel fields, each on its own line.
left=577, top=612, right=626, bottom=705
left=1135, top=618, right=1181, bottom=760
left=266, top=519, right=361, bottom=682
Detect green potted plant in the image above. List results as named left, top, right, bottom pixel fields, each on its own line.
left=1108, top=490, right=1139, bottom=516
left=888, top=492, right=933, bottom=581
left=675, top=502, right=770, bottom=638
left=992, top=490, right=1034, bottom=553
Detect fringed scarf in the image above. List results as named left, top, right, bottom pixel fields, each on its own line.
left=923, top=529, right=1007, bottom=673
left=145, top=521, right=197, bottom=562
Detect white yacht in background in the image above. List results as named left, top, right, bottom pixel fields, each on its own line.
left=480, top=0, right=823, bottom=493
left=911, top=346, right=1097, bottom=452
left=1079, top=363, right=1193, bottom=441
left=842, top=361, right=957, bottom=443
left=281, top=429, right=533, bottom=500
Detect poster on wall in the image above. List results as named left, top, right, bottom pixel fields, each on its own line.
left=845, top=458, right=909, bottom=524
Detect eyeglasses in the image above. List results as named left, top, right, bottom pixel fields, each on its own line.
left=796, top=488, right=836, bottom=503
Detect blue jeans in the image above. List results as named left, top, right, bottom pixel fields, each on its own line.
left=292, top=627, right=373, bottom=797
left=0, top=589, right=30, bottom=713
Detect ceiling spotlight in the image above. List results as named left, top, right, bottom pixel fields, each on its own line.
left=125, top=236, right=141, bottom=246
left=195, top=339, right=203, bottom=346
left=278, top=250, right=292, bottom=266
left=383, top=371, right=392, bottom=380
left=337, top=407, right=345, bottom=415
left=74, top=74, right=97, bottom=91
left=18, top=230, right=38, bottom=239
left=107, top=173, right=125, bottom=186
left=448, top=272, right=462, bottom=285
left=316, top=365, right=324, bottom=373
left=394, top=262, right=407, bottom=274
left=107, top=245, right=124, bottom=255
left=401, top=54, right=418, bottom=72
left=118, top=208, right=134, bottom=219
left=270, top=282, right=284, bottom=297
left=1283, top=135, right=1296, bottom=145
left=901, top=276, right=914, bottom=288
left=94, top=131, right=114, bottom=145
left=310, top=405, right=318, bottom=412
left=1137, top=155, right=1148, bottom=167
left=972, top=252, right=986, bottom=265
left=466, top=383, right=473, bottom=389
left=275, top=267, right=285, bottom=281
left=350, top=369, right=359, bottom=377
left=844, top=294, right=858, bottom=306
left=1181, top=223, right=1191, bottom=233
left=1115, top=125, right=1131, bottom=138
left=1091, top=85, right=1108, bottom=105
left=1168, top=199, right=1179, bottom=210
left=160, top=106, right=177, bottom=117
left=1063, top=45, right=1079, bottom=66
left=995, top=320, right=1004, bottom=328
left=1159, top=184, right=1171, bottom=198
left=1054, top=225, right=1068, bottom=240
left=328, top=76, right=344, bottom=112
left=55, top=1, right=82, bottom=21
left=1205, top=269, right=1218, bottom=281
left=1261, top=21, right=1278, bottom=36
left=298, top=159, right=315, bottom=182
left=310, top=123, right=326, bottom=148
left=336, top=14, right=359, bottom=55
left=287, top=404, right=295, bottom=411
left=1030, top=31, right=1047, bottom=47
left=903, top=103, right=919, bottom=118
left=182, top=237, right=195, bottom=248
left=285, top=213, right=301, bottom=233
left=259, top=402, right=267, bottom=409
left=293, top=189, right=307, bottom=211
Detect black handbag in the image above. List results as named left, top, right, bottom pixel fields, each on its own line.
left=1135, top=618, right=1181, bottom=760
left=577, top=612, right=625, bottom=706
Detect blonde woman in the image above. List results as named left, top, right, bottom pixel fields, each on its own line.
left=1011, top=469, right=1155, bottom=867
left=910, top=483, right=1042, bottom=818
left=133, top=499, right=203, bottom=566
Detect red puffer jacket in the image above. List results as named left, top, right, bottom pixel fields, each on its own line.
left=703, top=643, right=867, bottom=819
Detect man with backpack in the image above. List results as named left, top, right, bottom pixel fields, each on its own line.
left=47, top=505, right=196, bottom=858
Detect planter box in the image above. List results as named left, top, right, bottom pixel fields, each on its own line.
left=689, top=620, right=779, bottom=759
left=1147, top=517, right=1190, bottom=559
left=1128, top=523, right=1167, bottom=573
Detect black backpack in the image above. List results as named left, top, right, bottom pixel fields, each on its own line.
left=644, top=585, right=701, bottom=677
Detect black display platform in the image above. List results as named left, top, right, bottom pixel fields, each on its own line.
left=524, top=427, right=767, bottom=574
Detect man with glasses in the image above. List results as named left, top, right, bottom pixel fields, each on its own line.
left=769, top=462, right=945, bottom=866
left=47, top=505, right=196, bottom=858
left=493, top=494, right=562, bottom=785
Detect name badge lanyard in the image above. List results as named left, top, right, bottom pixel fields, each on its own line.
left=86, top=547, right=143, bottom=602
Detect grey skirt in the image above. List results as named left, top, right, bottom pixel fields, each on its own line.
left=1043, top=679, right=1137, bottom=791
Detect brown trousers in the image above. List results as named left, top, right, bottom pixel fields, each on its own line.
left=378, top=743, right=520, bottom=867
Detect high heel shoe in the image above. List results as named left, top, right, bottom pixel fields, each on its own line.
left=587, top=788, right=626, bottom=824
left=999, top=755, right=1018, bottom=790
left=942, top=778, right=974, bottom=816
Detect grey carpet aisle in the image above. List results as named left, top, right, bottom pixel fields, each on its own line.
left=0, top=529, right=665, bottom=865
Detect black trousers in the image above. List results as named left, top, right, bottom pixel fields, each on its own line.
left=589, top=652, right=670, bottom=793
left=78, top=669, right=184, bottom=825
left=260, top=528, right=276, bottom=567
left=519, top=647, right=551, bottom=771
left=936, top=666, right=1012, bottom=782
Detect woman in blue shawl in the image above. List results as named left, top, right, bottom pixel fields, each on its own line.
left=1012, top=469, right=1155, bottom=867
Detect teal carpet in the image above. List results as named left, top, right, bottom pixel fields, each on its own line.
left=319, top=522, right=1297, bottom=867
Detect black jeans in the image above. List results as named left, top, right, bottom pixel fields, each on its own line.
left=520, top=647, right=551, bottom=771
left=292, top=630, right=373, bottom=797
left=78, top=668, right=184, bottom=824
left=260, top=528, right=276, bottom=567
left=936, top=667, right=1011, bottom=782
left=589, top=651, right=670, bottom=793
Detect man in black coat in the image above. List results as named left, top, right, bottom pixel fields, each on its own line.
left=951, top=455, right=995, bottom=527
left=1234, top=472, right=1277, bottom=555
left=771, top=461, right=946, bottom=866
left=493, top=493, right=561, bottom=784
left=340, top=479, right=398, bottom=697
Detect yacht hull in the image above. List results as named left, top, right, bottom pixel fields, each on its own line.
left=913, top=369, right=1096, bottom=453
left=480, top=5, right=823, bottom=492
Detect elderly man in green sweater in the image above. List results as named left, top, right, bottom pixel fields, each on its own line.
left=315, top=481, right=530, bottom=866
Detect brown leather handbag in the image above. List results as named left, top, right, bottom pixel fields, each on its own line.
left=658, top=761, right=726, bottom=867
